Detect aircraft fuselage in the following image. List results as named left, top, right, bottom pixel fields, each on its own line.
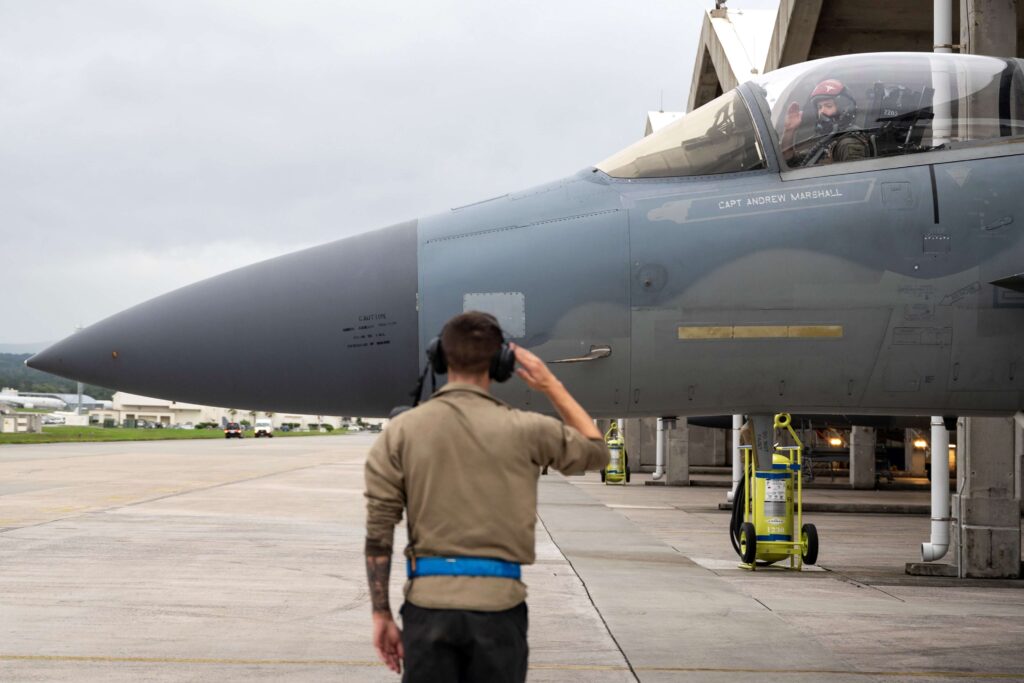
left=28, top=54, right=1024, bottom=419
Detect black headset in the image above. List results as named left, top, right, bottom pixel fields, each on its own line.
left=391, top=320, right=516, bottom=417
left=426, top=334, right=516, bottom=383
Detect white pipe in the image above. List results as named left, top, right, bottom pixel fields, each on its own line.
left=1014, top=412, right=1023, bottom=507
left=652, top=418, right=666, bottom=480
left=931, top=2, right=953, bottom=147
left=728, top=414, right=742, bottom=502
left=934, top=0, right=952, bottom=53
left=921, top=415, right=951, bottom=561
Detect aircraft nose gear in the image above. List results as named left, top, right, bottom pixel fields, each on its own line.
left=729, top=413, right=819, bottom=570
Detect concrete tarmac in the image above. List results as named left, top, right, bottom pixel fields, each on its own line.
left=1, top=436, right=1022, bottom=682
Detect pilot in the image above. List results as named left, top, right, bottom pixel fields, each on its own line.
left=781, top=78, right=871, bottom=166
left=363, top=311, right=609, bottom=681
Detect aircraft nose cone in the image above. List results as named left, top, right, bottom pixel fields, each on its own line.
left=28, top=220, right=420, bottom=416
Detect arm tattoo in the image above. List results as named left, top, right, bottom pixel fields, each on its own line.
left=365, top=553, right=392, bottom=614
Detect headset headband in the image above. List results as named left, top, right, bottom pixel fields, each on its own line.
left=426, top=322, right=516, bottom=383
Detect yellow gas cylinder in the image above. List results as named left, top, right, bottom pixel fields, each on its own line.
left=734, top=413, right=819, bottom=570
left=602, top=423, right=629, bottom=484
left=751, top=450, right=797, bottom=563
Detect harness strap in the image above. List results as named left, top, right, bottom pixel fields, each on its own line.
left=406, top=556, right=521, bottom=580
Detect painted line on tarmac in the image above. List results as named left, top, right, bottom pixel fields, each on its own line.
left=2, top=655, right=1022, bottom=678
left=605, top=503, right=675, bottom=510
left=534, top=512, right=641, bottom=681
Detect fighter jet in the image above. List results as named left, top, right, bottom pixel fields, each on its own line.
left=27, top=53, right=1024, bottom=419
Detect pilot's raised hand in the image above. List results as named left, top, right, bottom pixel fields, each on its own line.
left=784, top=101, right=803, bottom=132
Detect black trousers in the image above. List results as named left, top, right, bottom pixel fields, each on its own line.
left=400, top=602, right=528, bottom=683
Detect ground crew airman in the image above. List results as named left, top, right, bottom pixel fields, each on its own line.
left=363, top=311, right=609, bottom=681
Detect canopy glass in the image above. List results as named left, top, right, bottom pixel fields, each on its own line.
left=752, top=52, right=1024, bottom=168
left=597, top=53, right=1024, bottom=178
left=597, top=90, right=765, bottom=179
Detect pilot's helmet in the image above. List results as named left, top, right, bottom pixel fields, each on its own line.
left=809, top=79, right=849, bottom=103
left=809, top=78, right=857, bottom=135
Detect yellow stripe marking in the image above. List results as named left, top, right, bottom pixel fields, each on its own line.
left=790, top=324, right=844, bottom=338
left=678, top=325, right=734, bottom=339
left=733, top=325, right=789, bottom=339
left=1, top=655, right=1021, bottom=678
left=678, top=325, right=843, bottom=340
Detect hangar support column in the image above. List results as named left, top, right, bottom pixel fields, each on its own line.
left=943, top=0, right=1022, bottom=560
left=849, top=426, right=876, bottom=490
left=1017, top=419, right=1024, bottom=515
left=960, top=0, right=1017, bottom=57
left=624, top=418, right=652, bottom=472
left=953, top=417, right=1021, bottom=578
left=665, top=420, right=689, bottom=487
left=629, top=417, right=691, bottom=485
left=954, top=0, right=1020, bottom=580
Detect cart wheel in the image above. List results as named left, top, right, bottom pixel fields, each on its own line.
left=739, top=522, right=757, bottom=564
left=801, top=523, right=819, bottom=565
left=625, top=466, right=631, bottom=483
left=600, top=469, right=606, bottom=483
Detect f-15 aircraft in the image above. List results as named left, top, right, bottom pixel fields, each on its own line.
left=27, top=53, right=1024, bottom=419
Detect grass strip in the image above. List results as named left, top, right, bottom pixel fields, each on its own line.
left=0, top=426, right=350, bottom=445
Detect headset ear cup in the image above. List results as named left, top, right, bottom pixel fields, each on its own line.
left=490, top=344, right=516, bottom=383
left=427, top=337, right=447, bottom=375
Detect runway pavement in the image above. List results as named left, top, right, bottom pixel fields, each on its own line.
left=1, top=436, right=1022, bottom=682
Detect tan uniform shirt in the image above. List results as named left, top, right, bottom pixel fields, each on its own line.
left=364, top=383, right=609, bottom=611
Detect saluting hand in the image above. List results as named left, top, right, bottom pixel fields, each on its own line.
left=510, top=343, right=601, bottom=439
left=510, top=343, right=560, bottom=394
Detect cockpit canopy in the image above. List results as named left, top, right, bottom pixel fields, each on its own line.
left=597, top=90, right=766, bottom=179
left=597, top=52, right=1024, bottom=179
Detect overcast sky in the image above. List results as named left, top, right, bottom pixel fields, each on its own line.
left=3, top=0, right=779, bottom=348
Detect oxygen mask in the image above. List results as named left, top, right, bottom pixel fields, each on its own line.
left=815, top=113, right=839, bottom=136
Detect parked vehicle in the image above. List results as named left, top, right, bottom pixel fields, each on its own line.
left=253, top=419, right=274, bottom=438
left=224, top=422, right=243, bottom=439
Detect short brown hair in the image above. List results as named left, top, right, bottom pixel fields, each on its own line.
left=441, top=311, right=503, bottom=374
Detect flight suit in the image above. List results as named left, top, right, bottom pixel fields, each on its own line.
left=791, top=131, right=872, bottom=167
left=364, top=382, right=608, bottom=682
left=827, top=132, right=871, bottom=163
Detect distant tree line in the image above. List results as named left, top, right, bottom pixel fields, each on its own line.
left=0, top=353, right=115, bottom=401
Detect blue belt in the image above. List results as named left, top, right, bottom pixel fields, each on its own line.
left=407, top=556, right=521, bottom=580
